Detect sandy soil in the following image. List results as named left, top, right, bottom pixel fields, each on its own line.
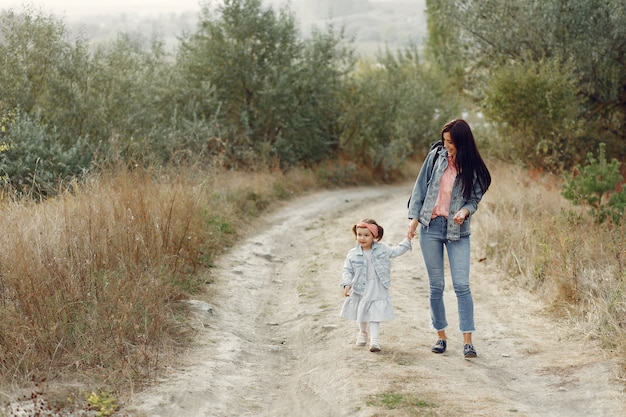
left=122, top=184, right=625, bottom=417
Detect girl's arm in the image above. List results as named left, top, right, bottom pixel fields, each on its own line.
left=389, top=239, right=412, bottom=258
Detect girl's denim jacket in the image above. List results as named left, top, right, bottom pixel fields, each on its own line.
left=408, top=147, right=486, bottom=241
left=340, top=239, right=412, bottom=296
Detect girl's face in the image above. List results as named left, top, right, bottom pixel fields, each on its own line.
left=356, top=227, right=375, bottom=250
left=443, top=131, right=457, bottom=159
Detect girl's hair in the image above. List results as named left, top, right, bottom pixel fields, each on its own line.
left=441, top=119, right=491, bottom=199
left=352, top=218, right=384, bottom=241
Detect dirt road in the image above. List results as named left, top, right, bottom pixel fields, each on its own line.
left=124, top=184, right=625, bottom=416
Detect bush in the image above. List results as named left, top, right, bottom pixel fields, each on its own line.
left=339, top=46, right=457, bottom=180
left=177, top=0, right=354, bottom=169
left=483, top=58, right=585, bottom=171
left=0, top=111, right=91, bottom=198
left=562, top=143, right=625, bottom=223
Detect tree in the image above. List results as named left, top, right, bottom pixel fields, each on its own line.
left=424, top=0, right=466, bottom=97
left=0, top=9, right=93, bottom=196
left=482, top=58, right=584, bottom=170
left=177, top=0, right=353, bottom=168
left=339, top=46, right=457, bottom=180
left=562, top=143, right=626, bottom=223
left=425, top=0, right=626, bottom=170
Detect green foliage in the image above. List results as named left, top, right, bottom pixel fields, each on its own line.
left=0, top=104, right=16, bottom=134
left=177, top=0, right=353, bottom=169
left=86, top=33, right=213, bottom=165
left=0, top=1, right=463, bottom=193
left=0, top=111, right=90, bottom=197
left=0, top=9, right=70, bottom=114
left=340, top=46, right=457, bottom=180
left=562, top=143, right=625, bottom=223
left=367, top=392, right=436, bottom=413
left=0, top=7, right=219, bottom=187
left=483, top=59, right=584, bottom=171
left=86, top=391, right=118, bottom=417
left=428, top=0, right=626, bottom=170
left=424, top=0, right=466, bottom=96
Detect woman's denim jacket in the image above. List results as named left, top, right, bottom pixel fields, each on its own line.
left=407, top=147, right=486, bottom=241
left=340, top=239, right=412, bottom=296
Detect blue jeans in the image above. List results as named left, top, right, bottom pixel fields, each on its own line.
left=419, top=216, right=474, bottom=333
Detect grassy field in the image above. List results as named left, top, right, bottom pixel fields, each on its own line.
left=0, top=158, right=624, bottom=413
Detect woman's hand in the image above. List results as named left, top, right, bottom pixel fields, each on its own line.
left=407, top=218, right=419, bottom=240
left=343, top=285, right=351, bottom=297
left=453, top=208, right=470, bottom=225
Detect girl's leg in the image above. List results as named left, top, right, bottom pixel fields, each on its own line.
left=369, top=321, right=381, bottom=352
left=369, top=321, right=380, bottom=344
left=446, top=235, right=474, bottom=334
left=419, top=217, right=447, bottom=332
left=359, top=322, right=368, bottom=334
left=356, top=322, right=368, bottom=346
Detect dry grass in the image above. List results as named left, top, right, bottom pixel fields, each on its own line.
left=0, top=158, right=624, bottom=411
left=474, top=160, right=626, bottom=360
left=0, top=164, right=331, bottom=400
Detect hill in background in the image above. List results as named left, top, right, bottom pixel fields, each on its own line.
left=294, top=0, right=428, bottom=56
left=47, top=0, right=427, bottom=57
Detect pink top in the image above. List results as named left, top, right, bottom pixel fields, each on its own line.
left=431, top=156, right=458, bottom=218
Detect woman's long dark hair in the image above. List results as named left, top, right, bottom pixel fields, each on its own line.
left=441, top=119, right=491, bottom=199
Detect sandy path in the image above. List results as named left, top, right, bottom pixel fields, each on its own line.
left=123, top=184, right=625, bottom=416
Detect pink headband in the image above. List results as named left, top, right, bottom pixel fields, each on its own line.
left=356, top=222, right=379, bottom=238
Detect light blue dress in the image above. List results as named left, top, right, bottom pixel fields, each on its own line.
left=340, top=250, right=395, bottom=322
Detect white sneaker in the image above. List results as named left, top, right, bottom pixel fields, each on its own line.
left=356, top=332, right=368, bottom=346
left=369, top=341, right=381, bottom=352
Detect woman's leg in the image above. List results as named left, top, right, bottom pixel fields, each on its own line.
left=446, top=235, right=474, bottom=334
left=419, top=217, right=448, bottom=332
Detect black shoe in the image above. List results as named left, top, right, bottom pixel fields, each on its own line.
left=463, top=343, right=477, bottom=358
left=431, top=339, right=447, bottom=354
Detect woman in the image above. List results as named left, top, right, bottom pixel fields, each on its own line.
left=407, top=119, right=491, bottom=358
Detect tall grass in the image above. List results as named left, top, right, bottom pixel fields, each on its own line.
left=0, top=164, right=325, bottom=396
left=0, top=159, right=624, bottom=408
left=475, top=161, right=626, bottom=359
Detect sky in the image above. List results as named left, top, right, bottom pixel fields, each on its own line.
left=4, top=0, right=204, bottom=17
left=3, top=0, right=421, bottom=20
left=3, top=0, right=412, bottom=17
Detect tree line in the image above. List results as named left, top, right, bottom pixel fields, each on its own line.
left=426, top=0, right=626, bottom=171
left=1, top=0, right=624, bottom=198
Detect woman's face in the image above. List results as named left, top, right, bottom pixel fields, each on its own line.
left=443, top=131, right=457, bottom=159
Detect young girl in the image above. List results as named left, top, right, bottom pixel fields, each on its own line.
left=340, top=218, right=412, bottom=352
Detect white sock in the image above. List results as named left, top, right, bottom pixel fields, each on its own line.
left=369, top=321, right=380, bottom=343
left=359, top=322, right=368, bottom=334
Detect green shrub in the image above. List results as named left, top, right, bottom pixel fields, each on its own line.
left=562, top=143, right=625, bottom=223
left=483, top=58, right=584, bottom=171
left=339, top=46, right=457, bottom=180
left=177, top=0, right=353, bottom=169
left=0, top=111, right=91, bottom=198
